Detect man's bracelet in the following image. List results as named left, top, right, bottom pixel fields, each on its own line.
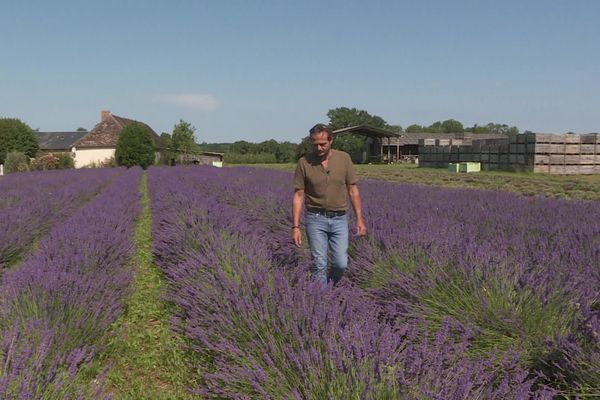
left=291, top=226, right=300, bottom=229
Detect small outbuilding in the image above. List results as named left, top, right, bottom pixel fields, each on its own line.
left=173, top=151, right=224, bottom=166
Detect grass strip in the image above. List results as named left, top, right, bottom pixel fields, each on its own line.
left=98, top=172, right=196, bottom=399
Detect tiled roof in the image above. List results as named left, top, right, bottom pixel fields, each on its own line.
left=36, top=131, right=88, bottom=150
left=76, top=113, right=161, bottom=148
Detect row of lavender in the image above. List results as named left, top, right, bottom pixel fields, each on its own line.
left=234, top=166, right=600, bottom=395
left=0, top=167, right=143, bottom=398
left=0, top=169, right=122, bottom=269
left=221, top=167, right=600, bottom=394
left=351, top=176, right=600, bottom=395
left=149, top=166, right=557, bottom=399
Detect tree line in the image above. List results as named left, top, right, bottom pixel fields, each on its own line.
left=0, top=107, right=523, bottom=172
left=197, top=107, right=521, bottom=164
left=324, top=106, right=520, bottom=135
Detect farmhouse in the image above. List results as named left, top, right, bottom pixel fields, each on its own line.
left=71, top=110, right=161, bottom=168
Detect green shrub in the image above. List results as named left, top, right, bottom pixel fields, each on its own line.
left=57, top=153, right=75, bottom=169
left=4, top=151, right=30, bottom=173
left=115, top=123, right=155, bottom=169
left=0, top=118, right=39, bottom=164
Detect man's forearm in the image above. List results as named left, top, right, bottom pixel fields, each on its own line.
left=348, top=185, right=364, bottom=222
left=292, top=191, right=304, bottom=226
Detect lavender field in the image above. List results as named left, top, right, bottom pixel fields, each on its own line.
left=1, top=165, right=599, bottom=399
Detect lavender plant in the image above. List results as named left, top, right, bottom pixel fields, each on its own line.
left=0, top=168, right=122, bottom=269
left=148, top=166, right=558, bottom=398
left=350, top=179, right=600, bottom=394
left=0, top=168, right=142, bottom=398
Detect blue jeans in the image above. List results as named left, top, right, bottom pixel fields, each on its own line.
left=305, top=210, right=349, bottom=285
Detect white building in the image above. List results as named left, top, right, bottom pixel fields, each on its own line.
left=71, top=110, right=161, bottom=168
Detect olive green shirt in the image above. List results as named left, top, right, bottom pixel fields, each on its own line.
left=293, top=149, right=358, bottom=211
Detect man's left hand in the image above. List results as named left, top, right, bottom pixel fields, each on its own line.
left=356, top=221, right=368, bottom=236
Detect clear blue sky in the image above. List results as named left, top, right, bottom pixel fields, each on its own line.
left=1, top=0, right=598, bottom=143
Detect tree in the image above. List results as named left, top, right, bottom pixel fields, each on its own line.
left=171, top=120, right=196, bottom=157
left=230, top=140, right=255, bottom=155
left=466, top=123, right=519, bottom=135
left=256, top=139, right=279, bottom=154
left=0, top=118, right=39, bottom=165
left=296, top=136, right=313, bottom=160
left=76, top=127, right=87, bottom=132
left=485, top=123, right=519, bottom=135
left=387, top=124, right=403, bottom=133
left=469, top=124, right=488, bottom=134
left=115, top=122, right=155, bottom=169
left=406, top=124, right=424, bottom=133
left=158, top=132, right=174, bottom=165
left=197, top=142, right=230, bottom=153
left=441, top=119, right=464, bottom=133
left=160, top=132, right=172, bottom=149
left=325, top=107, right=401, bottom=155
left=4, top=151, right=30, bottom=173
left=332, top=134, right=366, bottom=154
left=424, top=121, right=443, bottom=133
left=275, top=141, right=296, bottom=163
left=326, top=107, right=396, bottom=131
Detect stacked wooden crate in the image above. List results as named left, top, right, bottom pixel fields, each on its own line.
left=504, top=133, right=536, bottom=172
left=419, top=133, right=600, bottom=174
left=419, top=138, right=510, bottom=169
left=473, top=139, right=511, bottom=171
left=531, top=133, right=600, bottom=174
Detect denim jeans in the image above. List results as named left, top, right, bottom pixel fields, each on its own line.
left=305, top=210, right=349, bottom=285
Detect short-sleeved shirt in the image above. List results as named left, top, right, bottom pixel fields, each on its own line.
left=293, top=149, right=358, bottom=211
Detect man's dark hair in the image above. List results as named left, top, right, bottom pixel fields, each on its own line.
left=309, top=123, right=333, bottom=140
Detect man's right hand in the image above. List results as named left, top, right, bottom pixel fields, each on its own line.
left=292, top=227, right=302, bottom=247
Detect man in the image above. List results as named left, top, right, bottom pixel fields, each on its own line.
left=292, top=123, right=367, bottom=285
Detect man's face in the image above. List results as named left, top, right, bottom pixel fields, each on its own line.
left=311, top=132, right=332, bottom=158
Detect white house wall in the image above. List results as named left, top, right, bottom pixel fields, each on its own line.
left=73, top=147, right=115, bottom=168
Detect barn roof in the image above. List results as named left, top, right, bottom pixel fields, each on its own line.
left=36, top=131, right=88, bottom=151
left=201, top=151, right=225, bottom=157
left=333, top=125, right=401, bottom=138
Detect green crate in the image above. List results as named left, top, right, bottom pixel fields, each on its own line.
left=447, top=163, right=460, bottom=172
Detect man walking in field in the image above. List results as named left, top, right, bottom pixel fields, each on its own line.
left=292, top=123, right=367, bottom=285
